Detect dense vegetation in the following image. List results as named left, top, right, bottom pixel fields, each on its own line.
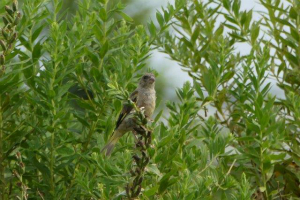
left=0, top=0, right=299, bottom=199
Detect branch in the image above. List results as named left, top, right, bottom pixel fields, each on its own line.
left=0, top=0, right=21, bottom=75
left=125, top=107, right=152, bottom=199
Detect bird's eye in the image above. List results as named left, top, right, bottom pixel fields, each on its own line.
left=143, top=75, right=149, bottom=79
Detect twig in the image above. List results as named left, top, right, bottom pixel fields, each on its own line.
left=0, top=1, right=21, bottom=198
left=125, top=109, right=152, bottom=199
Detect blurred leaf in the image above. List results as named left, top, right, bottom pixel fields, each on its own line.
left=56, top=146, right=74, bottom=156
left=119, top=11, right=133, bottom=22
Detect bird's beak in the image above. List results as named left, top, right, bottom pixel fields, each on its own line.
left=149, top=77, right=155, bottom=83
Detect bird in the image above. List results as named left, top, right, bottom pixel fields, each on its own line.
left=101, top=73, right=156, bottom=156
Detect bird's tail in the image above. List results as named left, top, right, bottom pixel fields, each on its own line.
left=101, top=132, right=121, bottom=156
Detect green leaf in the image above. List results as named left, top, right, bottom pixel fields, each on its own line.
left=158, top=177, right=178, bottom=194
left=147, top=164, right=161, bottom=176
left=268, top=153, right=286, bottom=161
left=284, top=51, right=299, bottom=67
left=19, top=36, right=31, bottom=51
left=289, top=7, right=297, bottom=20
left=181, top=37, right=193, bottom=50
left=85, top=47, right=100, bottom=66
left=224, top=14, right=237, bottom=24
left=99, top=41, right=109, bottom=58
left=193, top=79, right=204, bottom=99
left=290, top=27, right=299, bottom=42
left=223, top=0, right=231, bottom=10
left=99, top=7, right=107, bottom=21
left=148, top=21, right=157, bottom=37
left=240, top=11, right=247, bottom=26
left=55, top=1, right=63, bottom=14
left=259, top=187, right=266, bottom=192
left=191, top=26, right=200, bottom=43
left=154, top=109, right=163, bottom=123
left=57, top=82, right=74, bottom=99
left=220, top=71, right=234, bottom=84
left=31, top=23, right=46, bottom=42
left=119, top=11, right=133, bottom=22
left=251, top=23, right=260, bottom=43
left=144, top=186, right=159, bottom=197
left=156, top=12, right=164, bottom=27
left=32, top=41, right=42, bottom=62
left=32, top=157, right=51, bottom=182
left=76, top=100, right=94, bottom=111
left=56, top=146, right=75, bottom=156
left=223, top=23, right=239, bottom=31
left=74, top=113, right=90, bottom=127
left=232, top=0, right=240, bottom=16
left=214, top=25, right=224, bottom=37
left=163, top=9, right=170, bottom=22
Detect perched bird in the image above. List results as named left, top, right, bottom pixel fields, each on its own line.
left=101, top=73, right=156, bottom=156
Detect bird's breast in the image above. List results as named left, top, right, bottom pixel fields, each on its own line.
left=137, top=90, right=156, bottom=118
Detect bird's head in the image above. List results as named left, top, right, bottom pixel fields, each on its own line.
left=139, top=73, right=156, bottom=89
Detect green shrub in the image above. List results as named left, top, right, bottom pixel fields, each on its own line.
left=0, top=0, right=299, bottom=199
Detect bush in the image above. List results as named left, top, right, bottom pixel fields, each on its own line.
left=0, top=0, right=299, bottom=199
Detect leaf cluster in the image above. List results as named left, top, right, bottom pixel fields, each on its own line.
left=1, top=0, right=300, bottom=199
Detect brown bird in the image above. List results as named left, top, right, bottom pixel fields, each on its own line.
left=101, top=73, right=156, bottom=156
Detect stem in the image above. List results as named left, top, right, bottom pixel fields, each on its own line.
left=0, top=1, right=20, bottom=198
left=83, top=121, right=98, bottom=150
left=98, top=0, right=107, bottom=72
left=259, top=130, right=269, bottom=200
left=126, top=110, right=152, bottom=199
left=0, top=96, right=5, bottom=199
left=49, top=65, right=58, bottom=197
left=49, top=0, right=59, bottom=192
left=50, top=123, right=55, bottom=196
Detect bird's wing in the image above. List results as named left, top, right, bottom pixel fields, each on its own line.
left=115, top=89, right=138, bottom=129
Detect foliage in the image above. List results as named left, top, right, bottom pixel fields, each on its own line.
left=151, top=0, right=300, bottom=199
left=0, top=0, right=299, bottom=199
